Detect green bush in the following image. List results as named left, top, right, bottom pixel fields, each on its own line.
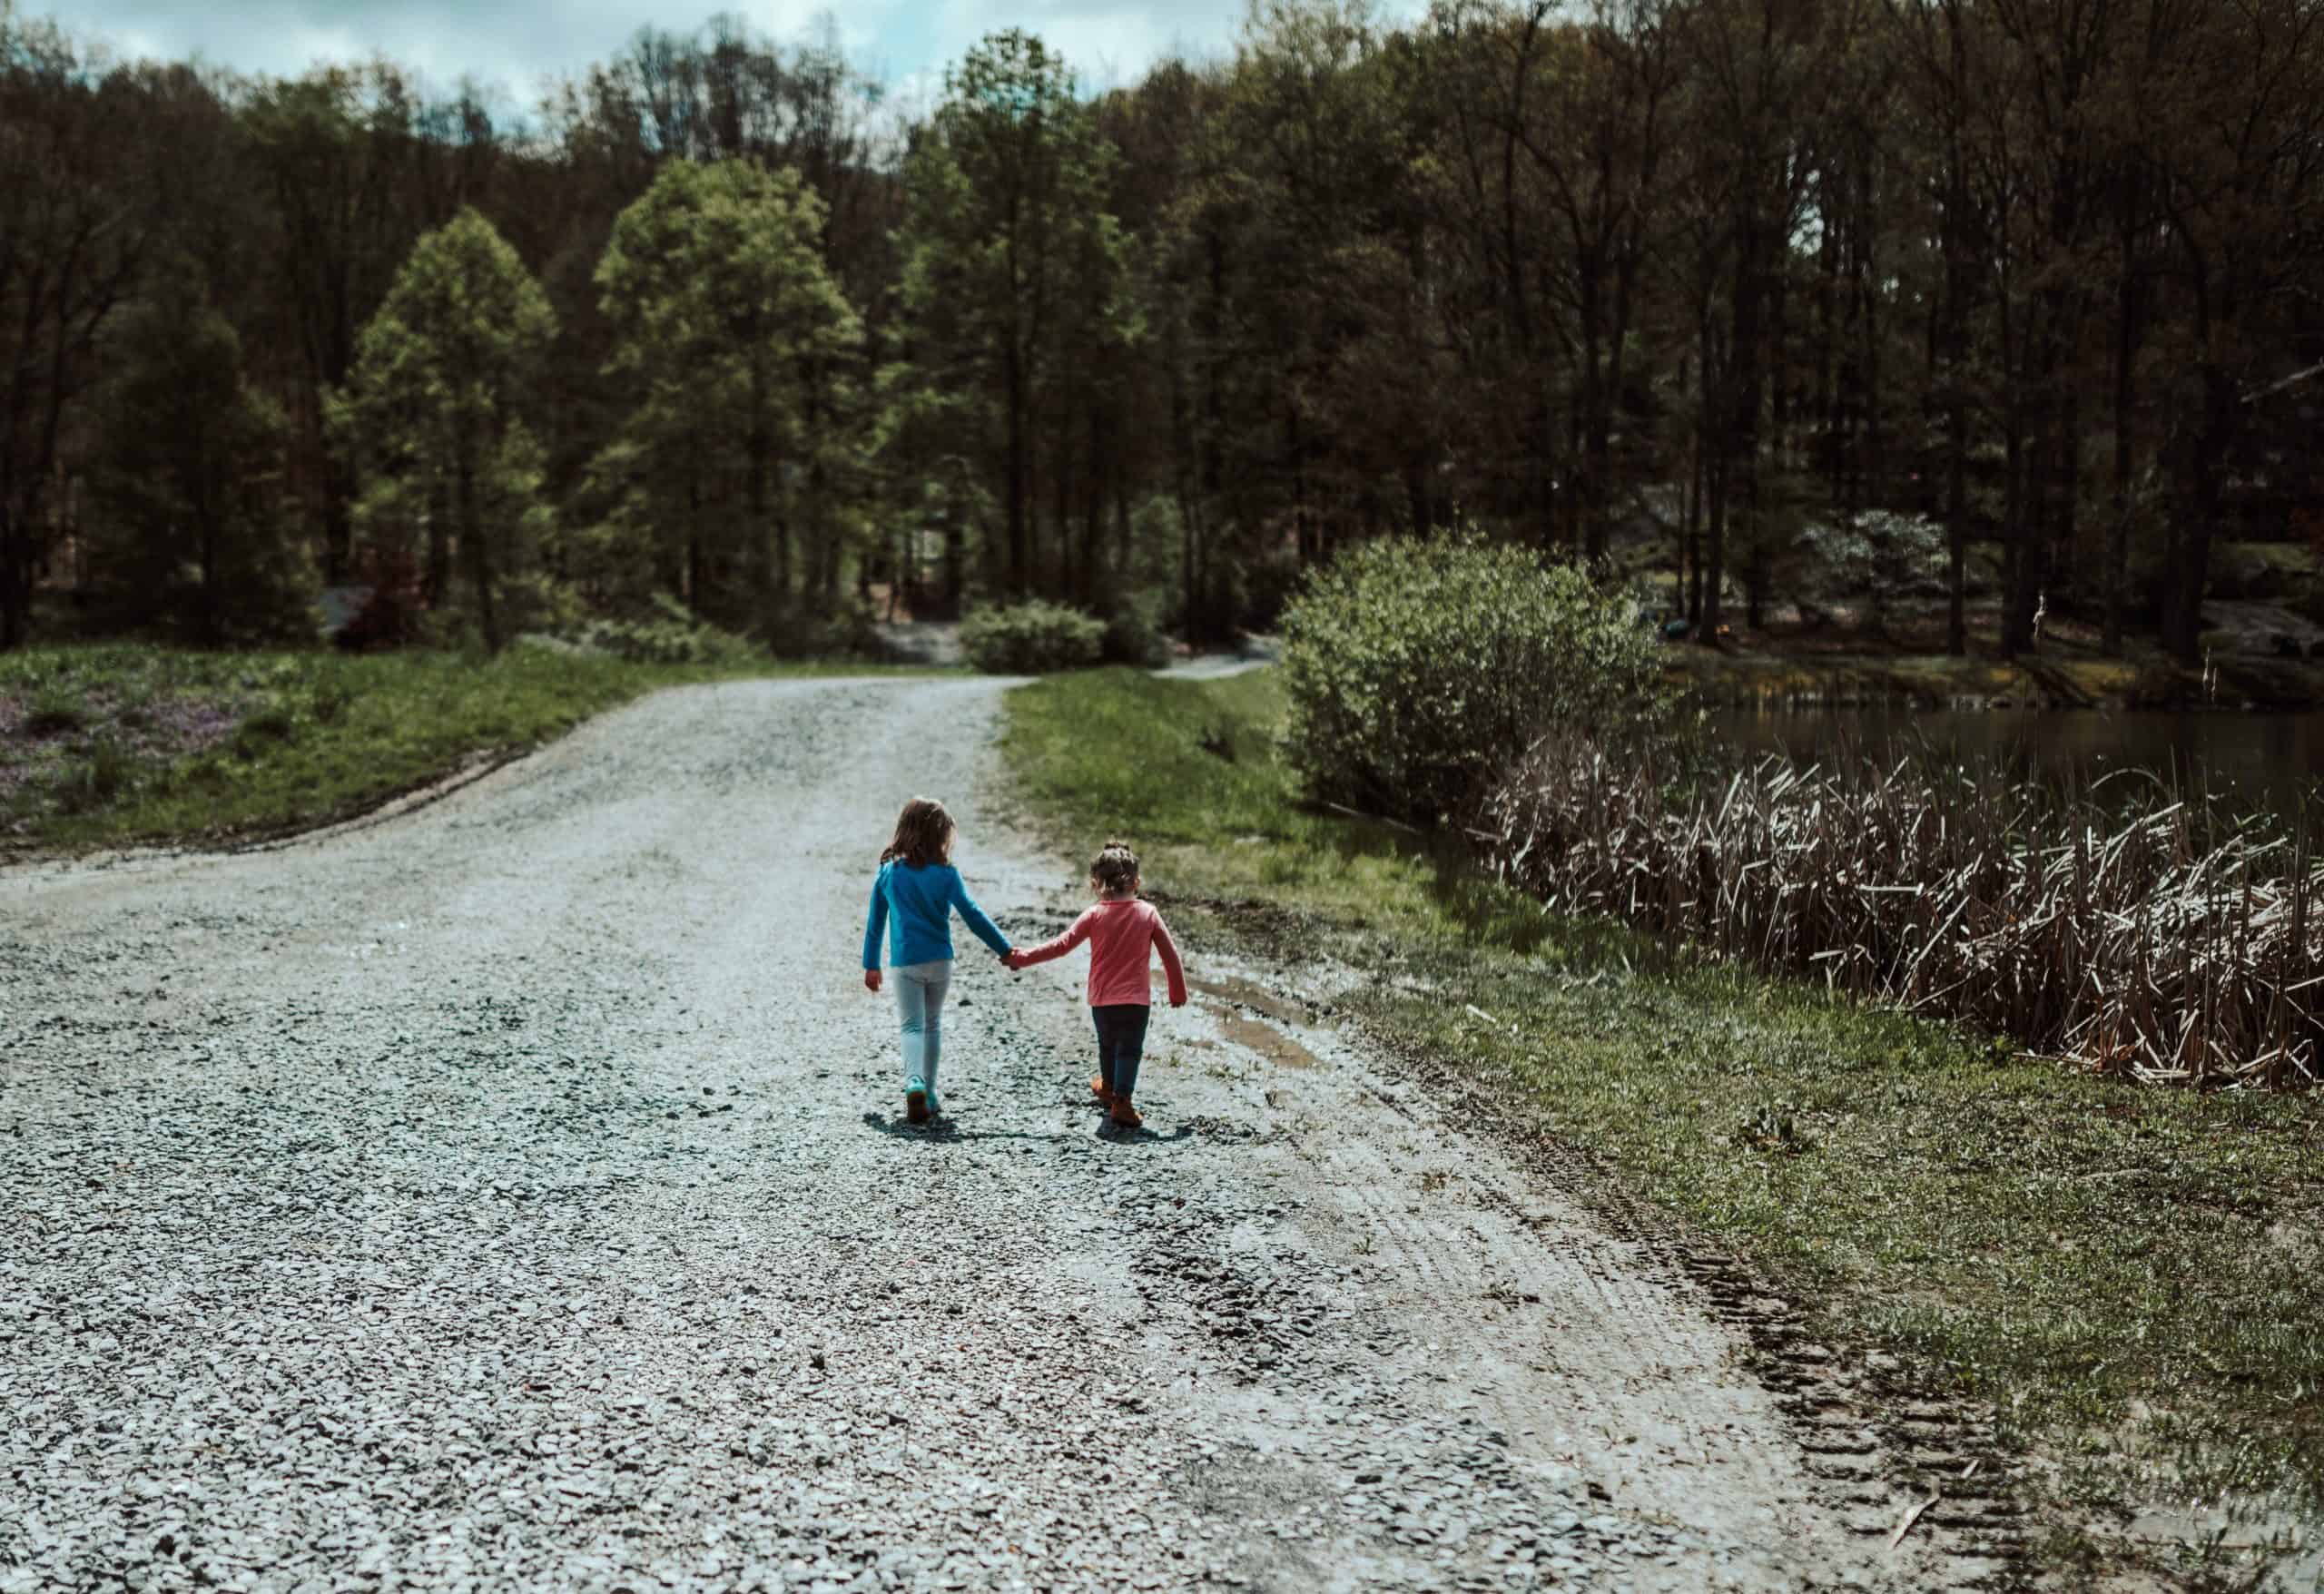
left=545, top=594, right=761, bottom=666
left=22, top=689, right=88, bottom=737
left=960, top=601, right=1106, bottom=674
left=1278, top=535, right=1669, bottom=824
left=57, top=743, right=136, bottom=813
left=1098, top=591, right=1173, bottom=668
left=309, top=683, right=353, bottom=724
left=770, top=595, right=883, bottom=661
left=231, top=704, right=298, bottom=759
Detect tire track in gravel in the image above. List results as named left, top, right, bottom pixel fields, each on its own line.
left=4, top=677, right=2000, bottom=1592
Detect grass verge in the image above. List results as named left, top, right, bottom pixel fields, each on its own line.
left=1001, top=667, right=2324, bottom=1533
left=2, top=643, right=942, bottom=854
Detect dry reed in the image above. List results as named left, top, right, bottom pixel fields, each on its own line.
left=1475, top=736, right=2321, bottom=1088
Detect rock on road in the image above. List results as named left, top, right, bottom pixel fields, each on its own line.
left=2, top=679, right=1995, bottom=1593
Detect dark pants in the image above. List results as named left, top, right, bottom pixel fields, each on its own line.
left=1091, top=1004, right=1151, bottom=1099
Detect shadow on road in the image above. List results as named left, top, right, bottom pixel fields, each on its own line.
left=1095, top=1122, right=1196, bottom=1146
left=858, top=1110, right=1195, bottom=1146
left=859, top=1111, right=1061, bottom=1143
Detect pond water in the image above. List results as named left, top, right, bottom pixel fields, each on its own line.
left=1705, top=705, right=2324, bottom=823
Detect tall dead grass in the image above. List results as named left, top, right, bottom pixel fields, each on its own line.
left=1475, top=737, right=2320, bottom=1087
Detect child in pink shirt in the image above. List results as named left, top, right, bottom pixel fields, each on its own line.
left=1008, top=839, right=1187, bottom=1130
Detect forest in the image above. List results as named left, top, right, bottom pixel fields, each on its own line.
left=3, top=0, right=2321, bottom=661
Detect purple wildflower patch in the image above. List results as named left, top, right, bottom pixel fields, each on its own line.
left=1, top=690, right=252, bottom=810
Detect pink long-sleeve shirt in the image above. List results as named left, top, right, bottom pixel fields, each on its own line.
left=1015, top=898, right=1188, bottom=1009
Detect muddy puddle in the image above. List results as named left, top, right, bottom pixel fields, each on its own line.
left=1187, top=974, right=1324, bottom=1069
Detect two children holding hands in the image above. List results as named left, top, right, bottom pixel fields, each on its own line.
left=862, top=798, right=1186, bottom=1131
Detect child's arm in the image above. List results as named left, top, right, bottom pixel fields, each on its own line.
left=862, top=872, right=889, bottom=981
left=1010, top=908, right=1095, bottom=969
left=950, top=874, right=1013, bottom=959
left=1152, top=910, right=1189, bottom=1007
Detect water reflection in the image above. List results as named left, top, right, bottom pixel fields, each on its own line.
left=1705, top=706, right=2324, bottom=823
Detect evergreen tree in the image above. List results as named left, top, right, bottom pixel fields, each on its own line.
left=335, top=208, right=556, bottom=653
left=587, top=158, right=862, bottom=637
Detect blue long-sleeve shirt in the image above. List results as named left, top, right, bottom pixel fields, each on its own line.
left=862, top=860, right=1012, bottom=969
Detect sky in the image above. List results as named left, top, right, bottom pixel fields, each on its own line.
left=39, top=0, right=1424, bottom=106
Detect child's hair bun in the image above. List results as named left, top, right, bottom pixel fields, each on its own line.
left=1091, top=838, right=1140, bottom=891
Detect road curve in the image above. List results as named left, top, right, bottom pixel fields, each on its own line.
left=3, top=678, right=1999, bottom=1592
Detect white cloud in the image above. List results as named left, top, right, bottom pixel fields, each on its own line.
left=44, top=0, right=1427, bottom=100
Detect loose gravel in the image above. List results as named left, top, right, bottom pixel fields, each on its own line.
left=5, top=678, right=1986, bottom=1592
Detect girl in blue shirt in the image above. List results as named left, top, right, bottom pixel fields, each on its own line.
left=862, top=796, right=1013, bottom=1123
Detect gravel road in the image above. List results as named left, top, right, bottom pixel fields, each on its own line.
left=2, top=678, right=2016, bottom=1593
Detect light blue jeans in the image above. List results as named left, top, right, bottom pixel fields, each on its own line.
left=891, top=959, right=953, bottom=1093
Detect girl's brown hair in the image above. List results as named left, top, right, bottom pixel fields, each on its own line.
left=1090, top=838, right=1140, bottom=896
left=881, top=797, right=956, bottom=868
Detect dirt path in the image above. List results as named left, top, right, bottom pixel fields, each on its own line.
left=1, top=678, right=2014, bottom=1592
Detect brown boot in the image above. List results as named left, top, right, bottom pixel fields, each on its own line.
left=1108, top=1096, right=1143, bottom=1131
left=1089, top=1075, right=1115, bottom=1108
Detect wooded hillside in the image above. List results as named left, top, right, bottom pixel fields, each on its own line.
left=4, top=0, right=2319, bottom=658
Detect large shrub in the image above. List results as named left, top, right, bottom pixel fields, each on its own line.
left=960, top=601, right=1105, bottom=674
left=1279, top=536, right=1668, bottom=823
left=522, top=593, right=759, bottom=665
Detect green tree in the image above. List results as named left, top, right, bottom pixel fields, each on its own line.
left=0, top=13, right=151, bottom=651
left=587, top=158, right=862, bottom=636
left=243, top=65, right=434, bottom=585
left=894, top=30, right=1130, bottom=598
left=1279, top=535, right=1668, bottom=823
left=335, top=208, right=556, bottom=653
left=88, top=265, right=314, bottom=643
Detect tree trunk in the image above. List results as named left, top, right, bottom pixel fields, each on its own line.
left=1945, top=390, right=1969, bottom=656
left=805, top=368, right=835, bottom=611
left=1533, top=387, right=1560, bottom=550
left=1114, top=455, right=1132, bottom=575
left=943, top=502, right=964, bottom=616
left=1605, top=243, right=1642, bottom=561
left=1940, top=30, right=1973, bottom=656
left=0, top=503, right=25, bottom=652
left=322, top=454, right=353, bottom=585
left=1082, top=403, right=1104, bottom=605
left=1857, top=167, right=1884, bottom=511
left=1817, top=209, right=1840, bottom=496
left=1704, top=448, right=1728, bottom=636
left=1691, top=306, right=1728, bottom=636
left=2104, top=219, right=2141, bottom=655
left=1685, top=369, right=1704, bottom=625
left=2000, top=394, right=2034, bottom=656
left=751, top=359, right=783, bottom=627
left=458, top=445, right=499, bottom=653
left=1942, top=226, right=1971, bottom=654
left=1725, top=212, right=1768, bottom=636
left=1579, top=261, right=1607, bottom=561
left=2164, top=362, right=2233, bottom=663
left=426, top=476, right=452, bottom=606
left=1005, top=338, right=1029, bottom=595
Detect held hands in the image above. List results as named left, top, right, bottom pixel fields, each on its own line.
left=863, top=968, right=882, bottom=994
left=1002, top=949, right=1027, bottom=971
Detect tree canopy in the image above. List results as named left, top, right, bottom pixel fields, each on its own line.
left=3, top=0, right=2320, bottom=658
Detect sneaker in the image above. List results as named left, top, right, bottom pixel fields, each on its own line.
left=1108, top=1096, right=1143, bottom=1131
left=904, top=1077, right=930, bottom=1125
left=1089, top=1074, right=1115, bottom=1108
left=925, top=1087, right=943, bottom=1119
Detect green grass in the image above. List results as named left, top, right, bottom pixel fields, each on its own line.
left=1002, top=666, right=2324, bottom=1519
left=2, top=643, right=943, bottom=853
